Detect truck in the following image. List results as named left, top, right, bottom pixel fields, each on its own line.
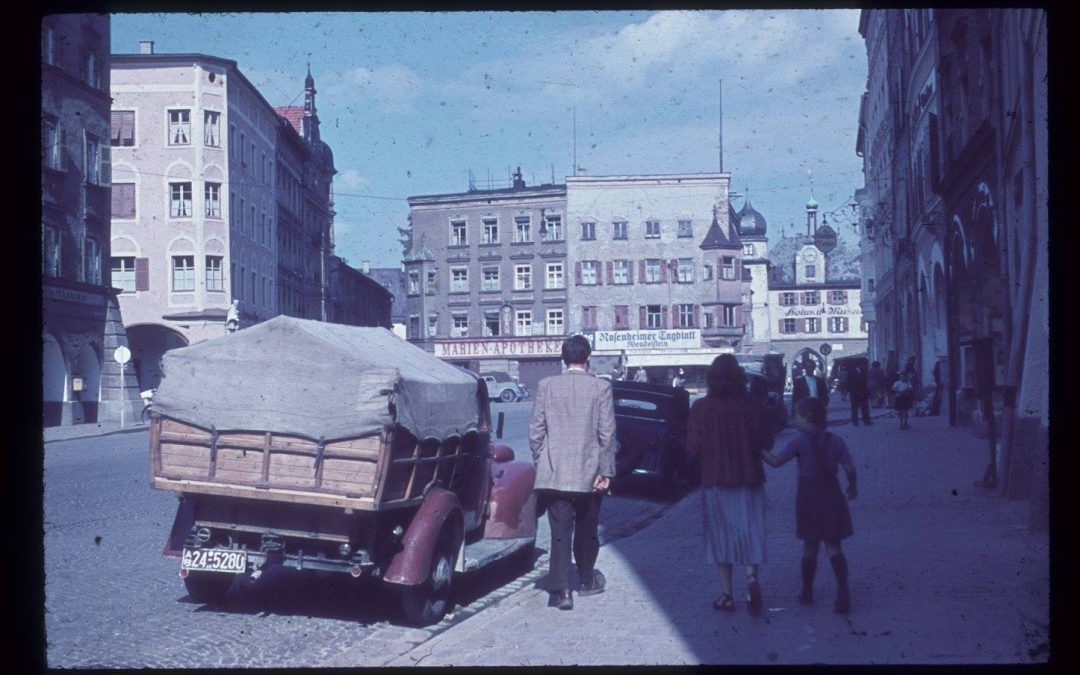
left=147, top=316, right=538, bottom=625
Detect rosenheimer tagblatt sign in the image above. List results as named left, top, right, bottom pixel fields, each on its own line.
left=588, top=329, right=701, bottom=352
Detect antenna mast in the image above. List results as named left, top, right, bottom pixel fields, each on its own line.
left=718, top=79, right=724, bottom=173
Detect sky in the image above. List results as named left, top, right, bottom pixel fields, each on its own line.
left=111, top=10, right=868, bottom=270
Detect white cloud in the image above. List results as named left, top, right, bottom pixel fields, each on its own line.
left=335, top=168, right=371, bottom=194
left=322, top=64, right=423, bottom=113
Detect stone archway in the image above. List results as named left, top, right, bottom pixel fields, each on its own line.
left=74, top=342, right=102, bottom=423
left=43, top=333, right=67, bottom=427
left=126, top=323, right=189, bottom=392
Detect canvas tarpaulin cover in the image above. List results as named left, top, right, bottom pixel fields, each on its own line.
left=153, top=315, right=480, bottom=442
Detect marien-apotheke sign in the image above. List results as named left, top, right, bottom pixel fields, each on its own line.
left=434, top=336, right=565, bottom=359
left=587, top=329, right=701, bottom=352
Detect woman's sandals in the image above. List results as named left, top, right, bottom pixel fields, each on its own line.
left=712, top=593, right=735, bottom=611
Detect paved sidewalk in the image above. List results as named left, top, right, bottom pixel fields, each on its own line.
left=343, top=414, right=1048, bottom=666
left=43, top=419, right=149, bottom=444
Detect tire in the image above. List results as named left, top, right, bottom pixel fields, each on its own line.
left=499, top=388, right=516, bottom=403
left=400, top=525, right=459, bottom=626
left=184, top=571, right=235, bottom=604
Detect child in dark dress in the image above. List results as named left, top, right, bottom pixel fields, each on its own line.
left=761, top=397, right=858, bottom=613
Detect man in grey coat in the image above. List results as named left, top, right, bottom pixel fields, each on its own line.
left=529, top=334, right=617, bottom=610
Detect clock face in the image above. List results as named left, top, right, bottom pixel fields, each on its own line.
left=802, top=249, right=817, bottom=262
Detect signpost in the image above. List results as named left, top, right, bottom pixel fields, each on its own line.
left=113, top=345, right=132, bottom=428
left=819, top=343, right=832, bottom=379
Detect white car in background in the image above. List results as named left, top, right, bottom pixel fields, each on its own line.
left=481, top=373, right=530, bottom=402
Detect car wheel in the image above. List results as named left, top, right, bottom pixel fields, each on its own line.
left=183, top=571, right=235, bottom=604
left=400, top=524, right=458, bottom=626
left=500, top=388, right=516, bottom=403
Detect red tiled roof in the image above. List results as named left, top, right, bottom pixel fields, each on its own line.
left=275, top=106, right=305, bottom=135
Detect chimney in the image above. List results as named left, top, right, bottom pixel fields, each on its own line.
left=139, top=40, right=155, bottom=55
left=361, top=260, right=370, bottom=274
left=512, top=166, right=526, bottom=190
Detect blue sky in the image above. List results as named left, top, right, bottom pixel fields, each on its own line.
left=111, top=10, right=867, bottom=270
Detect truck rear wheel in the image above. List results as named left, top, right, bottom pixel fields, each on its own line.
left=183, top=571, right=236, bottom=604
left=400, top=525, right=458, bottom=626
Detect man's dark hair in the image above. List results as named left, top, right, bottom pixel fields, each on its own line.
left=804, top=360, right=817, bottom=373
left=706, top=353, right=746, bottom=398
left=796, top=396, right=827, bottom=427
left=561, top=334, right=591, bottom=365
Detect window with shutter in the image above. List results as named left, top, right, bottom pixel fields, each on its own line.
left=111, top=111, right=135, bottom=147
left=135, top=257, right=150, bottom=291
left=111, top=183, right=135, bottom=219
left=575, top=261, right=582, bottom=285
left=606, top=260, right=614, bottom=285
left=639, top=306, right=647, bottom=329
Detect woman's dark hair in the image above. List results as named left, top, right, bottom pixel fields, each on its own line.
left=706, top=354, right=746, bottom=398
left=796, top=397, right=827, bottom=427
left=561, top=334, right=591, bottom=365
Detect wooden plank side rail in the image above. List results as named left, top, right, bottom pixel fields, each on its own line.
left=208, top=426, right=219, bottom=479
left=260, top=431, right=271, bottom=487
left=151, top=418, right=440, bottom=508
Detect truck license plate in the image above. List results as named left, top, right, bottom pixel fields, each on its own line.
left=181, top=547, right=247, bottom=574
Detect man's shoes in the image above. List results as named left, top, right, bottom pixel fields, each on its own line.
left=552, top=590, right=573, bottom=610
left=579, top=570, right=606, bottom=596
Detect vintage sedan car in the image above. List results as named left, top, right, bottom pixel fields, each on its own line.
left=481, top=372, right=530, bottom=402
left=611, top=381, right=693, bottom=496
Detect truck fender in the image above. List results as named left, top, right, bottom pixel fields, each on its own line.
left=162, top=495, right=196, bottom=558
left=383, top=488, right=462, bottom=586
left=483, top=460, right=538, bottom=540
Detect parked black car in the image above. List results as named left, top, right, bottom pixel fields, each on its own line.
left=611, top=381, right=693, bottom=497
left=746, top=371, right=789, bottom=433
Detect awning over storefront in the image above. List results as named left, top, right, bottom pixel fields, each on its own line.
left=619, top=348, right=734, bottom=368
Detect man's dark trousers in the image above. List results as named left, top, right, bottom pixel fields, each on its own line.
left=544, top=490, right=603, bottom=592
left=851, top=394, right=872, bottom=424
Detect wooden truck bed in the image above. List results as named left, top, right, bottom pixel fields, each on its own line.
left=150, top=416, right=485, bottom=511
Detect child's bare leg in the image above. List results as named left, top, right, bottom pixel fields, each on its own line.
left=826, top=540, right=851, bottom=613
left=716, top=562, right=733, bottom=596
left=800, top=540, right=819, bottom=604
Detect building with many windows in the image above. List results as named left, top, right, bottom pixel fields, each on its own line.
left=42, top=14, right=142, bottom=427
left=857, top=9, right=1048, bottom=525
left=763, top=192, right=867, bottom=379
left=565, top=173, right=742, bottom=377
left=108, top=44, right=347, bottom=392
left=405, top=169, right=568, bottom=391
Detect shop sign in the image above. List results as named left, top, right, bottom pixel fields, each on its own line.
left=783, top=306, right=859, bottom=317
left=589, top=329, right=701, bottom=352
left=434, top=337, right=565, bottom=359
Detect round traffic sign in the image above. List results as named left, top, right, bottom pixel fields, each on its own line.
left=820, top=343, right=832, bottom=356
left=113, top=345, right=132, bottom=364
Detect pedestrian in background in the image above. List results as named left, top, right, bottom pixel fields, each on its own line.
left=903, top=356, right=920, bottom=396
left=687, top=354, right=775, bottom=616
left=761, top=397, right=857, bottom=614
left=792, top=360, right=829, bottom=418
left=867, top=361, right=886, bottom=408
left=529, top=335, right=617, bottom=611
left=672, top=367, right=686, bottom=388
left=633, top=367, right=648, bottom=383
left=892, top=372, right=914, bottom=430
left=884, top=366, right=900, bottom=409
left=848, top=363, right=872, bottom=425
left=837, top=364, right=850, bottom=402
left=928, top=360, right=943, bottom=416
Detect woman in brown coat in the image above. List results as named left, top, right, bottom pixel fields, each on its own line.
left=686, top=354, right=775, bottom=615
